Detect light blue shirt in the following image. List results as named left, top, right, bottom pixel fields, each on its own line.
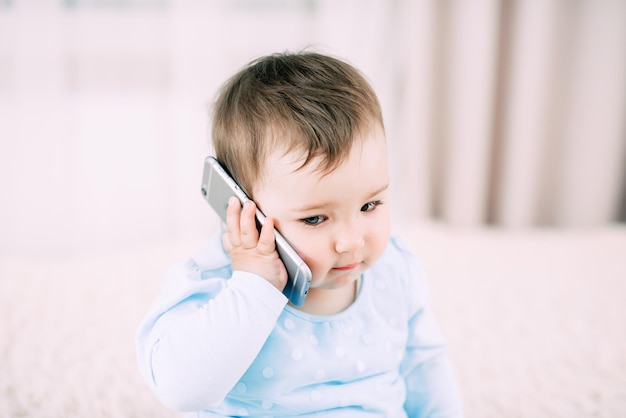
left=136, top=233, right=463, bottom=417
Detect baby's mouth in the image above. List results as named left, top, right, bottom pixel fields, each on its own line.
left=332, top=262, right=359, bottom=271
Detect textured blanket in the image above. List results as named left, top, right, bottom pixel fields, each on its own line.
left=1, top=223, right=625, bottom=417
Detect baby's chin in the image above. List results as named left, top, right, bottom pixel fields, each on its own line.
left=311, top=269, right=362, bottom=290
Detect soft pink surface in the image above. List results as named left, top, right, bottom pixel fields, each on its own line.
left=1, top=223, right=625, bottom=417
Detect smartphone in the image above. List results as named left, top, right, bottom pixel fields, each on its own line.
left=201, top=156, right=311, bottom=306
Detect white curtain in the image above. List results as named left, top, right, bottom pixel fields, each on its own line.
left=382, top=0, right=626, bottom=227
left=0, top=0, right=624, bottom=255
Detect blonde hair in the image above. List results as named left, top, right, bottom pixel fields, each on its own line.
left=211, top=51, right=384, bottom=197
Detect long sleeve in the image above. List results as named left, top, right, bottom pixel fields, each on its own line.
left=135, top=233, right=288, bottom=412
left=394, top=238, right=464, bottom=418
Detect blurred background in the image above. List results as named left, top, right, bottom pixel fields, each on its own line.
left=1, top=2, right=626, bottom=417
left=0, top=0, right=625, bottom=256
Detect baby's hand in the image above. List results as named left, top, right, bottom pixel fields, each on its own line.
left=223, top=197, right=288, bottom=292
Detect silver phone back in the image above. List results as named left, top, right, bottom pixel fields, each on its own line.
left=201, top=156, right=311, bottom=306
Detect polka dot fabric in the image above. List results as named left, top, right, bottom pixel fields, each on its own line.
left=138, top=234, right=462, bottom=417
left=204, top=237, right=460, bottom=416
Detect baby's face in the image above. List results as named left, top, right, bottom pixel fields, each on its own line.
left=253, top=126, right=391, bottom=291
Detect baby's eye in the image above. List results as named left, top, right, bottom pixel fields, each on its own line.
left=361, top=200, right=383, bottom=212
left=301, top=215, right=327, bottom=226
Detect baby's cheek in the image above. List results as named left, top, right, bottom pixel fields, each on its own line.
left=299, top=249, right=325, bottom=279
left=290, top=238, right=324, bottom=273
left=370, top=220, right=391, bottom=260
left=305, top=244, right=335, bottom=283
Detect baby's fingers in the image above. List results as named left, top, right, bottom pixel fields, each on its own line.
left=240, top=201, right=259, bottom=248
left=256, top=218, right=277, bottom=255
left=226, top=196, right=242, bottom=247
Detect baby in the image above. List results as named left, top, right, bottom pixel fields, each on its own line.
left=136, top=51, right=463, bottom=417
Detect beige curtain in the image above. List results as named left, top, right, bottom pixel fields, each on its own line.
left=381, top=0, right=626, bottom=227
left=0, top=0, right=625, bottom=254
